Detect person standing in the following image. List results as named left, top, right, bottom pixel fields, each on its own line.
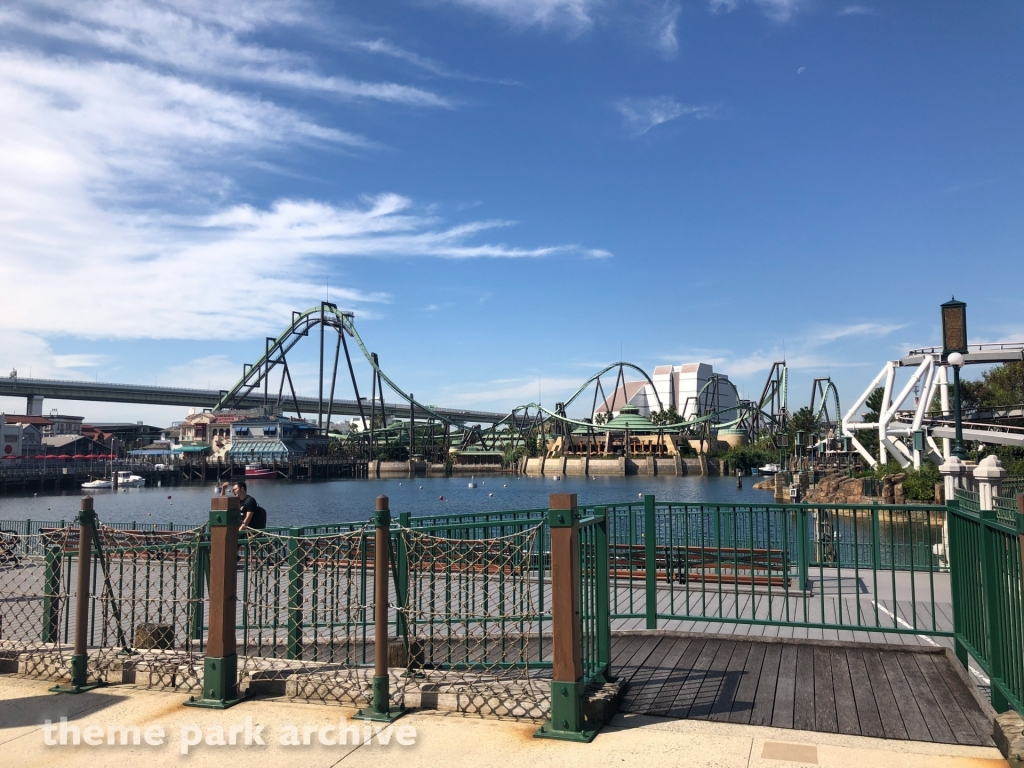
left=219, top=480, right=265, bottom=530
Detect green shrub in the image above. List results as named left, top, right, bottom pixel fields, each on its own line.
left=722, top=445, right=775, bottom=473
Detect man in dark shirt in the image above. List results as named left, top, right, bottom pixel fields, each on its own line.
left=219, top=480, right=265, bottom=530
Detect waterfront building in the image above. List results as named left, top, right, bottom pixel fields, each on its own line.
left=1, top=420, right=23, bottom=457
left=0, top=414, right=48, bottom=455
left=229, top=415, right=328, bottom=461
left=546, top=403, right=682, bottom=457
left=176, top=411, right=238, bottom=458
left=42, top=411, right=84, bottom=437
left=85, top=422, right=163, bottom=450
left=41, top=434, right=107, bottom=455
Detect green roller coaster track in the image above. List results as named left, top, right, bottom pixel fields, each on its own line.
left=214, top=304, right=838, bottom=455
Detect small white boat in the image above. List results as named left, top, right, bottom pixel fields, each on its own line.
left=758, top=463, right=781, bottom=476
left=82, top=471, right=144, bottom=490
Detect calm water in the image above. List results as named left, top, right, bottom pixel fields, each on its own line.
left=0, top=475, right=758, bottom=527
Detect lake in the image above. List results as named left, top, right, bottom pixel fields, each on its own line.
left=0, top=474, right=762, bottom=527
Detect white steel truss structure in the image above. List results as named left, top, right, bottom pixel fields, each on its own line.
left=842, top=344, right=1024, bottom=469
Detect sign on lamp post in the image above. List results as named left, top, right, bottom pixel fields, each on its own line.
left=941, top=297, right=968, bottom=460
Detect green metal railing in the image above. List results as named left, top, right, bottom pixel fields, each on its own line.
left=398, top=510, right=549, bottom=671
left=580, top=497, right=949, bottom=638
left=955, top=487, right=981, bottom=513
left=577, top=507, right=610, bottom=686
left=948, top=497, right=1024, bottom=713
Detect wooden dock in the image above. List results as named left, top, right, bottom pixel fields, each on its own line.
left=611, top=633, right=995, bottom=747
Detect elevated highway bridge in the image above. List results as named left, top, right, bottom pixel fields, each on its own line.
left=0, top=376, right=507, bottom=425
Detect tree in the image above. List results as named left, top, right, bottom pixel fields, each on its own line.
left=977, top=362, right=1024, bottom=406
left=863, top=387, right=885, bottom=420
left=649, top=405, right=681, bottom=426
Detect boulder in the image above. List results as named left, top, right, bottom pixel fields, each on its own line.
left=805, top=475, right=865, bottom=504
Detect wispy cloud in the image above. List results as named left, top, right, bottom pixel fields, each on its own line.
left=1, top=1, right=452, bottom=108
left=808, top=322, right=907, bottom=345
left=837, top=4, right=872, bottom=16
left=443, top=0, right=602, bottom=35
left=445, top=376, right=585, bottom=407
left=352, top=38, right=518, bottom=85
left=615, top=96, right=714, bottom=135
left=649, top=2, right=681, bottom=59
left=0, top=3, right=609, bottom=349
left=709, top=0, right=806, bottom=23
left=585, top=249, right=614, bottom=259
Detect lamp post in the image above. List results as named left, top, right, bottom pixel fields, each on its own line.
left=941, top=297, right=968, bottom=460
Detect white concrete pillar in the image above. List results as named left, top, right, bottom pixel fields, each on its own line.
left=974, top=455, right=1007, bottom=512
left=939, top=456, right=969, bottom=502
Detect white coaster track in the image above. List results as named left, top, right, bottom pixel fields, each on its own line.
left=842, top=343, right=1024, bottom=469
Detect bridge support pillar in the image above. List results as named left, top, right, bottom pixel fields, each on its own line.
left=27, top=394, right=43, bottom=416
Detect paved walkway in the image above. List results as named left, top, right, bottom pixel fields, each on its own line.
left=0, top=675, right=1007, bottom=768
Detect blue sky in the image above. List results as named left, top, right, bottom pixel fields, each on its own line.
left=1, top=0, right=1022, bottom=425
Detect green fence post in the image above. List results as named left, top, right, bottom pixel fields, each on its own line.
left=184, top=495, right=244, bottom=709
left=42, top=544, right=62, bottom=644
left=190, top=539, right=208, bottom=642
left=980, top=509, right=1010, bottom=712
left=796, top=506, right=809, bottom=592
left=397, top=512, right=410, bottom=640
left=946, top=499, right=972, bottom=668
left=356, top=495, right=405, bottom=722
left=536, top=492, right=599, bottom=742
left=871, top=503, right=882, bottom=570
left=287, top=527, right=303, bottom=660
left=51, top=497, right=104, bottom=694
left=644, top=494, right=657, bottom=629
left=594, top=506, right=612, bottom=683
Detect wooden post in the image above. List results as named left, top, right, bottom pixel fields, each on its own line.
left=185, top=496, right=243, bottom=708
left=356, top=495, right=405, bottom=722
left=536, top=493, right=597, bottom=742
left=51, top=497, right=103, bottom=693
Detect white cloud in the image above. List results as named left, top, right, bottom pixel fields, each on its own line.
left=837, top=4, right=872, bottom=15
left=709, top=0, right=806, bottom=23
left=585, top=249, right=614, bottom=259
left=1, top=1, right=451, bottom=107
left=351, top=38, right=517, bottom=85
left=0, top=3, right=607, bottom=354
left=445, top=376, right=585, bottom=407
left=808, top=322, right=907, bottom=345
left=650, top=3, right=681, bottom=59
left=615, top=96, right=714, bottom=135
left=443, top=0, right=602, bottom=35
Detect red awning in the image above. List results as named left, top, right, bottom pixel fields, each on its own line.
left=73, top=454, right=89, bottom=459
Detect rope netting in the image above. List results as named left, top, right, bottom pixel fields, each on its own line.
left=89, top=525, right=208, bottom=690
left=0, top=526, right=75, bottom=678
left=238, top=527, right=378, bottom=706
left=398, top=523, right=549, bottom=717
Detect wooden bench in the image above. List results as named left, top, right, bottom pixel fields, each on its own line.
left=610, top=543, right=791, bottom=587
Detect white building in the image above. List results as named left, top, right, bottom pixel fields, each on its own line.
left=0, top=417, right=23, bottom=457
left=599, top=363, right=738, bottom=419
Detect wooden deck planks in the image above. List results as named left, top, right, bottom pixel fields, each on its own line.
left=812, top=646, right=838, bottom=734
left=771, top=643, right=798, bottom=729
left=610, top=634, right=992, bottom=747
left=726, top=641, right=765, bottom=724
left=829, top=648, right=860, bottom=736
left=749, top=643, right=783, bottom=727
